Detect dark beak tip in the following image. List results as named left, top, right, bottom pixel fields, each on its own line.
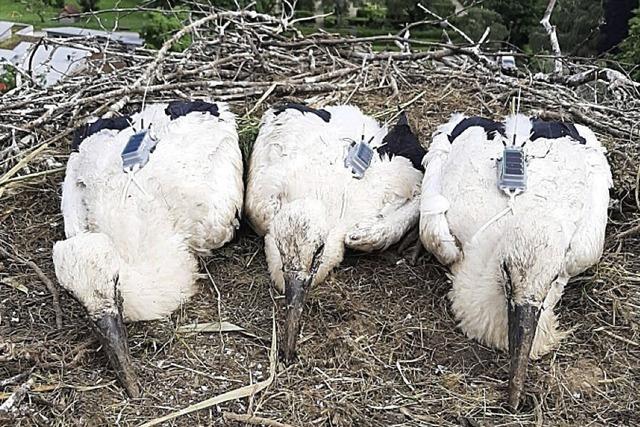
left=280, top=351, right=296, bottom=366
left=507, top=302, right=540, bottom=411
left=125, top=381, right=141, bottom=398
left=282, top=275, right=307, bottom=366
left=93, top=312, right=140, bottom=398
left=507, top=392, right=521, bottom=411
left=279, top=340, right=298, bottom=365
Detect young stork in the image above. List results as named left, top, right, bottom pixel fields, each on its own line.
left=53, top=101, right=243, bottom=397
left=246, top=104, right=425, bottom=362
left=420, top=113, right=612, bottom=407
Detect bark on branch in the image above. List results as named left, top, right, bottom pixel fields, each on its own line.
left=540, top=0, right=563, bottom=75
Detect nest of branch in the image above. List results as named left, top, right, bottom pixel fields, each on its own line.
left=0, top=8, right=638, bottom=426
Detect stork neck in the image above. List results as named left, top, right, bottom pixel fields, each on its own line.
left=448, top=240, right=564, bottom=359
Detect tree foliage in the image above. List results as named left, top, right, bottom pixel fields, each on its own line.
left=78, top=0, right=100, bottom=12
left=28, top=0, right=65, bottom=22
left=529, top=0, right=603, bottom=57
left=385, top=0, right=452, bottom=24
left=483, top=0, right=545, bottom=47
left=452, top=7, right=508, bottom=43
left=141, top=12, right=191, bottom=51
left=599, top=0, right=639, bottom=53
left=617, top=8, right=640, bottom=80
left=357, top=3, right=387, bottom=25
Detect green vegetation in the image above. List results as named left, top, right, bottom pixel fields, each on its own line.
left=451, top=7, right=508, bottom=43
left=78, top=0, right=99, bottom=11
left=617, top=8, right=640, bottom=80
left=140, top=11, right=189, bottom=50
left=0, top=0, right=150, bottom=32
left=529, top=0, right=603, bottom=58
left=3, top=0, right=639, bottom=80
left=483, top=0, right=544, bottom=47
left=0, top=66, right=16, bottom=91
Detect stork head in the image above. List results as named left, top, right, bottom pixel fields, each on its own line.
left=500, top=226, right=565, bottom=409
left=53, top=233, right=140, bottom=398
left=268, top=199, right=338, bottom=363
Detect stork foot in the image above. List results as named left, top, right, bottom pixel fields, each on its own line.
left=397, top=225, right=423, bottom=265
left=406, top=240, right=424, bottom=266
left=346, top=217, right=389, bottom=251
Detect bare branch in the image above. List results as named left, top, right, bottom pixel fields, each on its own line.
left=540, top=0, right=563, bottom=74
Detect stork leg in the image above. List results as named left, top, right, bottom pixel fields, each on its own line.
left=396, top=224, right=424, bottom=265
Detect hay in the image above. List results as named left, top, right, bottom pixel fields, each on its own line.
left=1, top=6, right=639, bottom=426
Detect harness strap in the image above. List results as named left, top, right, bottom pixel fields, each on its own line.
left=121, top=165, right=152, bottom=205
left=470, top=190, right=519, bottom=245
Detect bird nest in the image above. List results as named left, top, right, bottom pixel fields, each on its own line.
left=1, top=9, right=639, bottom=426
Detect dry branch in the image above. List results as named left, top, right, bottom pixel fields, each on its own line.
left=0, top=369, right=33, bottom=388
left=0, top=246, right=63, bottom=329
left=0, top=7, right=638, bottom=424
left=139, top=314, right=277, bottom=427
left=0, top=378, right=34, bottom=420
left=0, top=5, right=638, bottom=222
left=540, top=0, right=562, bottom=74
left=223, top=412, right=299, bottom=427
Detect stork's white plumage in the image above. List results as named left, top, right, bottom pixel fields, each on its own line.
left=420, top=113, right=612, bottom=407
left=246, top=104, right=424, bottom=361
left=53, top=102, right=243, bottom=396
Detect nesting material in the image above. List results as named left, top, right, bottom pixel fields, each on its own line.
left=0, top=8, right=638, bottom=426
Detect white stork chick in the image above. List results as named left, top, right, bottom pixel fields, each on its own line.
left=53, top=101, right=243, bottom=396
left=246, top=104, right=426, bottom=362
left=420, top=113, right=612, bottom=408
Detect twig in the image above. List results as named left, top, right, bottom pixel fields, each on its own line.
left=50, top=6, right=168, bottom=21
left=139, top=312, right=277, bottom=427
left=106, top=10, right=282, bottom=116
left=0, top=369, right=34, bottom=388
left=0, top=166, right=65, bottom=185
left=417, top=3, right=474, bottom=44
left=222, top=412, right=299, bottom=427
left=0, top=246, right=63, bottom=329
left=594, top=327, right=640, bottom=347
left=616, top=223, right=640, bottom=240
left=0, top=378, right=34, bottom=419
left=244, top=82, right=278, bottom=118
left=201, top=258, right=225, bottom=349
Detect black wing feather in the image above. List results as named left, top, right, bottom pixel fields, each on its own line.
left=376, top=112, right=426, bottom=172
left=530, top=118, right=586, bottom=144
left=273, top=103, right=331, bottom=123
left=165, top=101, right=220, bottom=120
left=448, top=116, right=506, bottom=143
left=71, top=116, right=132, bottom=151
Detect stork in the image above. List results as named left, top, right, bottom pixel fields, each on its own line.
left=245, top=104, right=425, bottom=362
left=52, top=101, right=243, bottom=397
left=420, top=113, right=612, bottom=407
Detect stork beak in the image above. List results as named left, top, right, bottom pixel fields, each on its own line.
left=281, top=272, right=309, bottom=364
left=93, top=311, right=140, bottom=398
left=507, top=301, right=540, bottom=409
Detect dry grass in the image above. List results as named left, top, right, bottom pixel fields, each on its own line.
left=1, top=76, right=639, bottom=427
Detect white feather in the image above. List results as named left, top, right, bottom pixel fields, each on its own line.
left=503, top=113, right=532, bottom=146
left=54, top=102, right=243, bottom=321
left=246, top=105, right=423, bottom=290
left=420, top=113, right=612, bottom=357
